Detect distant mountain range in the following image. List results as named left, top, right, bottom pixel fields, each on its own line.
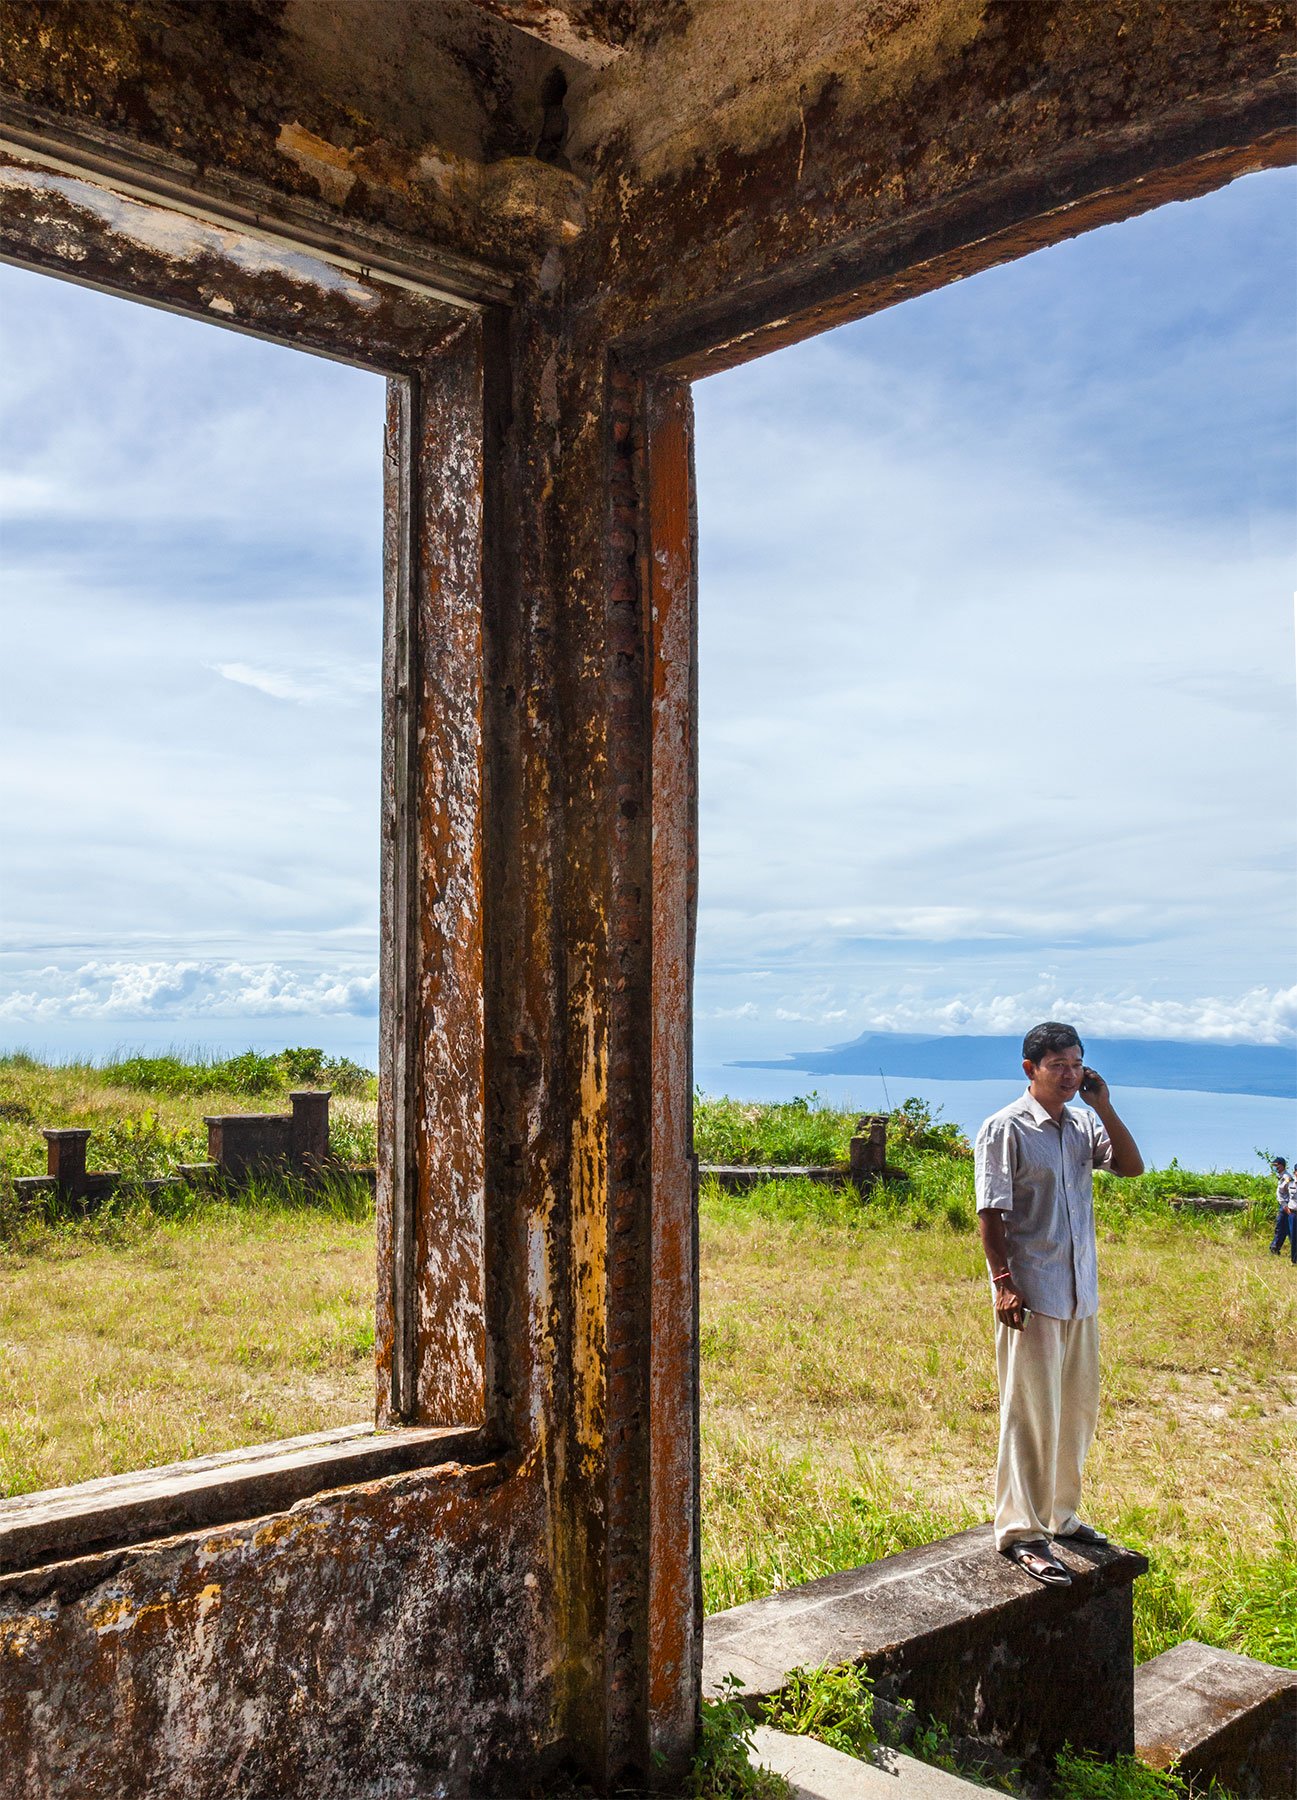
left=731, top=1032, right=1295, bottom=1099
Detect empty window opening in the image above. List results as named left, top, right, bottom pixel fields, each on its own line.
left=0, top=260, right=388, bottom=1496
left=691, top=171, right=1296, bottom=1625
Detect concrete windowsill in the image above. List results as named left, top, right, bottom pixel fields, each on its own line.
left=0, top=1422, right=488, bottom=1576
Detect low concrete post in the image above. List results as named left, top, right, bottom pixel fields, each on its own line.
left=42, top=1129, right=92, bottom=1204
left=290, top=1090, right=331, bottom=1180
left=848, top=1114, right=888, bottom=1191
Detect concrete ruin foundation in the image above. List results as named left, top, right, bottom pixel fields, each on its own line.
left=0, top=4, right=1292, bottom=1795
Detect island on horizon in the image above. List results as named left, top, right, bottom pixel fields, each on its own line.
left=731, top=1030, right=1295, bottom=1100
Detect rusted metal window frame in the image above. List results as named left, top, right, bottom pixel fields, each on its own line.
left=0, top=143, right=494, bottom=1571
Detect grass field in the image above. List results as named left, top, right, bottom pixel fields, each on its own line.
left=2, top=1059, right=1292, bottom=1675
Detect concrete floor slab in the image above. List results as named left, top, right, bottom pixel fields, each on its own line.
left=750, top=1726, right=990, bottom=1798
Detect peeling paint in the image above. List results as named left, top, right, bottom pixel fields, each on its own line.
left=0, top=165, right=382, bottom=306
left=570, top=980, right=609, bottom=1476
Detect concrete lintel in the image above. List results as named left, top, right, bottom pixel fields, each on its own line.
left=700, top=1164, right=849, bottom=1190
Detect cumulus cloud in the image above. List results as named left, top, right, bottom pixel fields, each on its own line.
left=849, top=984, right=1297, bottom=1046
left=0, top=962, right=379, bottom=1022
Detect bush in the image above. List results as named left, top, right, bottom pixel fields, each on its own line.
left=1053, top=1748, right=1226, bottom=1799
left=95, top=1047, right=376, bottom=1101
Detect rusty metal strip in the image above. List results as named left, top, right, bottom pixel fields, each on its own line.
left=409, top=325, right=489, bottom=1428
left=642, top=377, right=701, bottom=1780
left=377, top=374, right=421, bottom=1426
left=378, top=326, right=490, bottom=1431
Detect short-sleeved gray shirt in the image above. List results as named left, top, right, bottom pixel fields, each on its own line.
left=975, top=1090, right=1114, bottom=1320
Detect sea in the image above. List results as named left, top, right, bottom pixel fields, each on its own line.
left=3, top=1019, right=1289, bottom=1175
left=693, top=1063, right=1291, bottom=1175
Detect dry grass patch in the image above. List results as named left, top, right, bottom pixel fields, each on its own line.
left=700, top=1180, right=1297, bottom=1665
left=0, top=1192, right=374, bottom=1494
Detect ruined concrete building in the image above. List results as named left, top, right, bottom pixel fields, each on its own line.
left=0, top=4, right=1291, bottom=1795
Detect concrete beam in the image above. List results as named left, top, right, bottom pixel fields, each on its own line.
left=705, top=1525, right=1148, bottom=1785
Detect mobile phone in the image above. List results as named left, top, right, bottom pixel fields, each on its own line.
left=1080, top=1069, right=1099, bottom=1096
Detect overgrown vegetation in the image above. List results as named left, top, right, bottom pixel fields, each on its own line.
left=741, top=1656, right=1237, bottom=1796
left=761, top=1662, right=876, bottom=1761
left=690, top=1676, right=789, bottom=1800
left=1, top=1066, right=1291, bottom=1708
left=696, top=1094, right=1293, bottom=1678
left=0, top=1047, right=377, bottom=1239
left=694, top=1090, right=971, bottom=1168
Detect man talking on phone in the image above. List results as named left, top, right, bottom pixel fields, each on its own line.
left=975, top=1022, right=1144, bottom=1586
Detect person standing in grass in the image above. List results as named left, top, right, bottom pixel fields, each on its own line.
left=975, top=1022, right=1144, bottom=1587
left=1269, top=1158, right=1296, bottom=1262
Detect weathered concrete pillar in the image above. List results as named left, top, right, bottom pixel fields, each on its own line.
left=849, top=1115, right=888, bottom=1189
left=41, top=1128, right=91, bottom=1203
left=289, top=1090, right=330, bottom=1176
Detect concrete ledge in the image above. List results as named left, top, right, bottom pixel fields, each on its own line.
left=700, top=1163, right=850, bottom=1190
left=1134, top=1639, right=1297, bottom=1799
left=0, top=1423, right=485, bottom=1573
left=705, top=1524, right=1148, bottom=1784
left=750, top=1725, right=987, bottom=1798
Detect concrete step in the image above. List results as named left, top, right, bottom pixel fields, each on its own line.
left=1134, top=1639, right=1296, bottom=1799
left=705, top=1523, right=1147, bottom=1787
left=750, top=1726, right=990, bottom=1798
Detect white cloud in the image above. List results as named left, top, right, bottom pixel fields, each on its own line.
left=689, top=174, right=1296, bottom=1063
left=0, top=961, right=379, bottom=1022
left=703, top=983, right=1297, bottom=1047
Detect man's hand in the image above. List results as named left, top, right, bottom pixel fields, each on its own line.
left=1079, top=1065, right=1110, bottom=1108
left=979, top=1208, right=1027, bottom=1329
left=994, top=1280, right=1028, bottom=1331
left=1079, top=1066, right=1145, bottom=1176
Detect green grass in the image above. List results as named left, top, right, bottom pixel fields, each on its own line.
left=0, top=1172, right=376, bottom=1495
left=694, top=1090, right=971, bottom=1167
left=1, top=1066, right=1292, bottom=1696
left=691, top=1677, right=791, bottom=1800
left=0, top=1046, right=378, bottom=1226
left=761, top=1663, right=877, bottom=1761
left=696, top=1098, right=1293, bottom=1675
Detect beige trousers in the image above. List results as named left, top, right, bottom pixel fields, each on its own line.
left=994, top=1311, right=1100, bottom=1551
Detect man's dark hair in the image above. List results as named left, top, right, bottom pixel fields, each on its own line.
left=1022, top=1021, right=1084, bottom=1064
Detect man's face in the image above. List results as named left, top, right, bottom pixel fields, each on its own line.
left=1024, top=1045, right=1084, bottom=1107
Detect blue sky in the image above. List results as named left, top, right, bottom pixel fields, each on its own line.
left=0, top=168, right=1293, bottom=1067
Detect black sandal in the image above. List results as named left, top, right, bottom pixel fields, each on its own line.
left=1054, top=1522, right=1108, bottom=1546
left=1002, top=1540, right=1072, bottom=1586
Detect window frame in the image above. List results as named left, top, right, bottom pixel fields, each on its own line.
left=0, top=141, right=494, bottom=1572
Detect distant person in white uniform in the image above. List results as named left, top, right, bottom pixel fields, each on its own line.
left=975, top=1022, right=1144, bottom=1586
left=1269, top=1157, right=1296, bottom=1263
